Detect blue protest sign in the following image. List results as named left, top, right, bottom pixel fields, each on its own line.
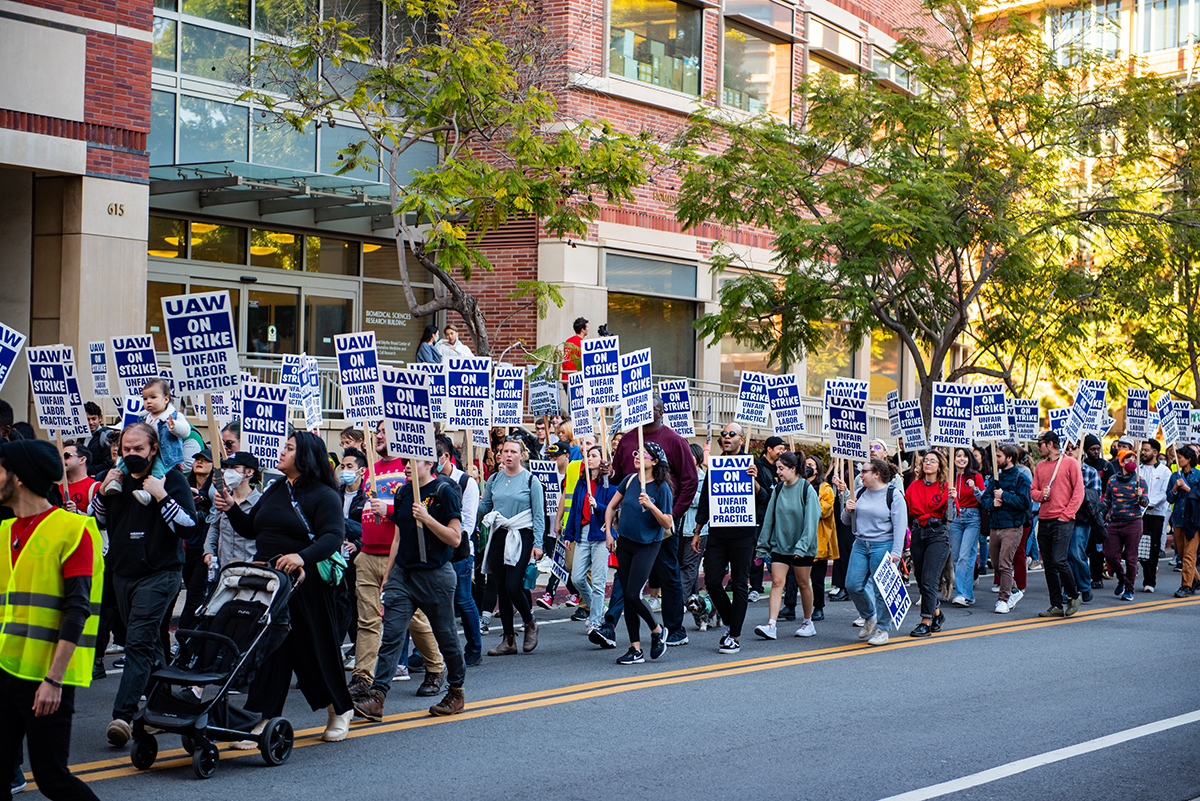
left=301, top=355, right=321, bottom=432
left=1064, top=378, right=1106, bottom=443
left=334, top=331, right=384, bottom=424
left=1158, top=393, right=1180, bottom=448
left=822, top=378, right=865, bottom=434
left=1009, top=398, right=1040, bottom=442
left=529, top=460, right=563, bottom=517
left=122, top=395, right=145, bottom=428
left=281, top=354, right=304, bottom=409
left=380, top=366, right=435, bottom=461
left=886, top=390, right=901, bottom=437
left=660, top=379, right=695, bottom=437
left=240, top=382, right=289, bottom=464
left=88, top=341, right=110, bottom=399
left=162, top=290, right=240, bottom=396
left=408, top=362, right=448, bottom=423
left=972, top=384, right=1008, bottom=441
left=493, top=364, right=525, bottom=427
left=827, top=378, right=870, bottom=460
left=550, top=538, right=569, bottom=584
left=929, top=382, right=973, bottom=448
left=582, top=336, right=620, bottom=407
left=1126, top=389, right=1150, bottom=441
left=447, top=356, right=492, bottom=429
left=873, top=555, right=911, bottom=629
left=618, top=348, right=653, bottom=433
left=60, top=347, right=91, bottom=438
left=110, top=335, right=158, bottom=399
left=26, top=346, right=73, bottom=432
left=897, top=399, right=927, bottom=450
left=1048, top=408, right=1069, bottom=439
left=0, top=322, right=26, bottom=395
left=707, top=454, right=756, bottom=527
left=766, top=373, right=804, bottom=437
left=567, top=372, right=593, bottom=436
left=735, top=371, right=770, bottom=427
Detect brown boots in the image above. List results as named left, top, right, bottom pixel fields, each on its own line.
left=428, top=686, right=465, bottom=717
left=523, top=620, right=538, bottom=653
left=487, top=634, right=517, bottom=656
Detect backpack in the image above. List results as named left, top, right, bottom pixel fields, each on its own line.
left=856, top=485, right=896, bottom=507
left=1075, top=485, right=1104, bottom=529
left=445, top=472, right=475, bottom=562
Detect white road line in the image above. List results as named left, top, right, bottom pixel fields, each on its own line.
left=878, top=709, right=1200, bottom=801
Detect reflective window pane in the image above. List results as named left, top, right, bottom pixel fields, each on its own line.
left=154, top=18, right=177, bottom=71
left=805, top=320, right=854, bottom=396
left=609, top=0, right=702, bottom=95
left=150, top=90, right=176, bottom=167
left=607, top=293, right=695, bottom=377
left=255, top=0, right=319, bottom=35
left=253, top=120, right=316, bottom=171
left=181, top=23, right=249, bottom=82
left=720, top=335, right=772, bottom=388
left=304, top=294, right=354, bottom=357
left=190, top=221, right=247, bottom=264
left=305, top=236, right=357, bottom=275
left=182, top=0, right=249, bottom=27
left=178, top=95, right=248, bottom=162
left=724, top=24, right=791, bottom=117
left=325, top=0, right=383, bottom=52
left=148, top=282, right=186, bottom=352
left=725, top=0, right=793, bottom=33
left=319, top=125, right=379, bottom=181
left=869, top=328, right=900, bottom=404
left=606, top=253, right=696, bottom=297
left=248, top=289, right=299, bottom=355
left=364, top=282, right=433, bottom=361
left=250, top=229, right=303, bottom=270
left=148, top=216, right=187, bottom=259
left=156, top=0, right=178, bottom=9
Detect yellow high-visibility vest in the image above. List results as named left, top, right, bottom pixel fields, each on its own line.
left=0, top=508, right=103, bottom=687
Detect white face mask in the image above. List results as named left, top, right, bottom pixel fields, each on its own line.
left=222, top=469, right=244, bottom=490
left=339, top=470, right=359, bottom=486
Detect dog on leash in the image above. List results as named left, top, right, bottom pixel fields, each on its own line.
left=686, top=593, right=721, bottom=632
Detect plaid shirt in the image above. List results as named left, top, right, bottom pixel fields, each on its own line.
left=1081, top=461, right=1101, bottom=496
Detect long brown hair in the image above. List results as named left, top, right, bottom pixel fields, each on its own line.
left=919, top=450, right=949, bottom=485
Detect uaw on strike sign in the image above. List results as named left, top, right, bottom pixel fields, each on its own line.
left=707, top=454, right=756, bottom=527
left=161, top=290, right=240, bottom=395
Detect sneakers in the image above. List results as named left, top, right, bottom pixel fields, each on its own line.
left=647, top=597, right=662, bottom=612
left=990, top=584, right=1001, bottom=593
left=811, top=608, right=824, bottom=621
left=866, top=628, right=889, bottom=646
left=536, top=592, right=554, bottom=610
left=1038, top=606, right=1065, bottom=617
left=617, top=647, right=645, bottom=665
left=1143, top=585, right=1155, bottom=593
left=112, top=657, right=126, bottom=669
left=994, top=600, right=1010, bottom=614
left=102, top=475, right=124, bottom=496
left=106, top=718, right=132, bottom=747
left=858, top=616, right=877, bottom=640
left=565, top=594, right=580, bottom=607
left=852, top=616, right=866, bottom=627
left=393, top=664, right=411, bottom=681
left=416, top=670, right=444, bottom=697
left=1174, top=585, right=1194, bottom=598
left=1081, top=589, right=1093, bottom=603
left=132, top=489, right=153, bottom=506
left=1115, top=583, right=1125, bottom=597
left=666, top=628, right=689, bottom=646
left=589, top=625, right=617, bottom=649
left=909, top=623, right=931, bottom=637
left=480, top=612, right=491, bottom=634
left=1065, top=595, right=1082, bottom=617
left=754, top=622, right=778, bottom=640
left=718, top=635, right=741, bottom=654
left=570, top=607, right=589, bottom=621
left=779, top=606, right=797, bottom=621
left=429, top=686, right=465, bottom=716
left=93, top=661, right=106, bottom=681
left=794, top=620, right=816, bottom=638
left=747, top=590, right=760, bottom=603
left=649, top=627, right=666, bottom=660
left=1091, top=579, right=1104, bottom=590
left=352, top=689, right=385, bottom=722
left=1121, top=589, right=1135, bottom=601
left=1007, top=589, right=1024, bottom=609
left=11, top=773, right=26, bottom=794
left=951, top=595, right=970, bottom=607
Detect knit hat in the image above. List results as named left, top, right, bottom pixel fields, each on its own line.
left=1117, top=449, right=1136, bottom=464
left=0, top=439, right=63, bottom=498
left=1084, top=433, right=1101, bottom=451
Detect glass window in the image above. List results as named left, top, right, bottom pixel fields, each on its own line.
left=178, top=95, right=248, bottom=162
left=725, top=0, right=793, bottom=33
left=181, top=23, right=249, bottom=82
left=150, top=90, right=176, bottom=167
left=247, top=289, right=299, bottom=355
left=250, top=229, right=303, bottom=269
left=720, top=335, right=772, bottom=387
left=147, top=281, right=186, bottom=352
left=253, top=120, right=316, bottom=171
left=391, top=139, right=438, bottom=186
left=871, top=48, right=910, bottom=90
left=319, top=125, right=379, bottom=181
left=305, top=236, right=357, bottom=275
left=363, top=242, right=432, bottom=280
left=609, top=0, right=702, bottom=96
left=807, top=53, right=857, bottom=88
left=364, top=283, right=434, bottom=361
left=154, top=17, right=177, bottom=71
left=869, top=328, right=900, bottom=404
left=190, top=283, right=243, bottom=351
left=325, top=0, right=383, bottom=50
left=148, top=217, right=187, bottom=259
left=1142, top=0, right=1191, bottom=50
left=182, top=0, right=249, bottom=27
left=607, top=293, right=696, bottom=377
left=156, top=0, right=178, bottom=8
left=606, top=253, right=697, bottom=297
left=809, top=18, right=861, bottom=64
left=304, top=294, right=354, bottom=357
left=723, top=23, right=791, bottom=116
left=255, top=0, right=319, bottom=35
left=804, top=320, right=854, bottom=396
left=190, top=221, right=247, bottom=264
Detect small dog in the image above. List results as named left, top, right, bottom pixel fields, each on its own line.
left=686, top=593, right=721, bottom=632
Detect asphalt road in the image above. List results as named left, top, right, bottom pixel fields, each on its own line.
left=26, top=570, right=1200, bottom=801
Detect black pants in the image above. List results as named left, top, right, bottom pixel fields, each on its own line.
left=616, top=537, right=661, bottom=645
left=1038, top=518, right=1079, bottom=607
left=179, top=546, right=205, bottom=630
left=831, top=524, right=854, bottom=590
left=704, top=535, right=753, bottom=638
left=335, top=557, right=358, bottom=647
left=1089, top=526, right=1108, bottom=582
left=371, top=562, right=465, bottom=694
left=1141, top=514, right=1166, bottom=588
left=911, top=524, right=951, bottom=620
left=486, top=528, right=534, bottom=636
left=0, top=672, right=99, bottom=801
left=94, top=556, right=126, bottom=661
left=113, top=570, right=181, bottom=722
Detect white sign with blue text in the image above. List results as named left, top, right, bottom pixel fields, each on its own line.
left=972, top=384, right=1009, bottom=441
left=408, top=362, right=448, bottom=424
left=240, top=382, right=289, bottom=464
left=873, top=555, right=911, bottom=629
left=766, top=373, right=805, bottom=437
left=122, top=395, right=146, bottom=428
left=111, top=335, right=159, bottom=399
left=492, top=364, right=525, bottom=428
left=162, top=291, right=241, bottom=396
left=708, top=454, right=756, bottom=528
left=735, top=371, right=770, bottom=427
left=582, top=336, right=620, bottom=408
left=334, top=332, right=385, bottom=424
left=529, top=460, right=563, bottom=518
left=1126, top=389, right=1151, bottom=441
left=380, top=366, right=435, bottom=461
left=26, top=346, right=72, bottom=431
left=660, top=378, right=695, bottom=437
left=827, top=378, right=870, bottom=460
left=1157, top=393, right=1180, bottom=448
left=1008, top=398, right=1040, bottom=443
left=930, top=382, right=973, bottom=448
left=60, top=347, right=91, bottom=438
left=567, top=372, right=593, bottom=436
left=447, top=357, right=492, bottom=429
left=618, top=348, right=653, bottom=433
left=0, top=322, right=25, bottom=395
left=280, top=354, right=304, bottom=409
left=88, top=341, right=110, bottom=399
left=1048, top=408, right=1069, bottom=440
left=886, top=390, right=901, bottom=438
left=897, top=399, right=927, bottom=450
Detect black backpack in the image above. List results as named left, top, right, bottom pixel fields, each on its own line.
left=1075, top=485, right=1104, bottom=530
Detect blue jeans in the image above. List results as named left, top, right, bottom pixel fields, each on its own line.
left=453, top=558, right=482, bottom=658
left=949, top=507, right=981, bottom=603
left=1069, top=523, right=1091, bottom=594
left=572, top=540, right=608, bottom=628
left=845, top=539, right=894, bottom=631
left=1027, top=519, right=1040, bottom=559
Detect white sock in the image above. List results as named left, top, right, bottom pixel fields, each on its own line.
left=768, top=618, right=776, bottom=626
left=803, top=618, right=811, bottom=625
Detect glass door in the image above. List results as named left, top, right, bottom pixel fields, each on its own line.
left=304, top=290, right=355, bottom=358
left=246, top=287, right=301, bottom=356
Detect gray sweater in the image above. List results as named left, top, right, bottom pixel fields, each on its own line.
left=478, top=468, right=547, bottom=550
left=204, top=488, right=261, bottom=566
left=840, top=485, right=907, bottom=557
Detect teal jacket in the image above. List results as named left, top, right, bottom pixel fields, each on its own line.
left=756, top=479, right=821, bottom=559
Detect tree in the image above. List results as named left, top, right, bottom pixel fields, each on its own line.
left=242, top=0, right=658, bottom=358
left=672, top=0, right=1170, bottom=418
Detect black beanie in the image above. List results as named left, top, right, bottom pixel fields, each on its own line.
left=1083, top=433, right=1101, bottom=451
left=0, top=439, right=63, bottom=497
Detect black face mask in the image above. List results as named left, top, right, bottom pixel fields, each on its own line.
left=803, top=466, right=815, bottom=478
left=124, top=454, right=151, bottom=474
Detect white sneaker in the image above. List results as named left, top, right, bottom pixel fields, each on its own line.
left=994, top=600, right=1010, bottom=614
left=866, top=628, right=889, bottom=646
left=795, top=620, right=816, bottom=638
left=647, top=597, right=662, bottom=612
left=102, top=476, right=124, bottom=496
left=393, top=664, right=410, bottom=681
left=133, top=489, right=153, bottom=506
left=753, top=622, right=777, bottom=640
left=1007, top=589, right=1024, bottom=609
left=1143, top=585, right=1155, bottom=593
left=852, top=616, right=865, bottom=627
left=858, top=615, right=877, bottom=640
left=718, top=635, right=741, bottom=654
left=951, top=595, right=969, bottom=607
left=748, top=590, right=761, bottom=603
left=990, top=584, right=1001, bottom=593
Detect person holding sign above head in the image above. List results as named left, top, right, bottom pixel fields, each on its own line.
left=1030, top=431, right=1084, bottom=618
left=604, top=442, right=674, bottom=665
left=834, top=458, right=907, bottom=646
left=905, top=452, right=951, bottom=637
left=101, top=378, right=191, bottom=506
left=753, top=452, right=821, bottom=640
left=947, top=448, right=985, bottom=608
left=984, top=444, right=1032, bottom=614
left=1167, top=445, right=1200, bottom=597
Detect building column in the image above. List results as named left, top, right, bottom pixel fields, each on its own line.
left=0, top=169, right=33, bottom=416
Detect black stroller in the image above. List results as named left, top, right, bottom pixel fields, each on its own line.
left=129, top=563, right=294, bottom=779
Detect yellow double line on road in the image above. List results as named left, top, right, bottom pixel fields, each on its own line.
left=42, top=595, right=1200, bottom=787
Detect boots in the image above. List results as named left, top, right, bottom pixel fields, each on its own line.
left=487, top=634, right=517, bottom=656
left=523, top=620, right=538, bottom=653
left=322, top=704, right=353, bottom=742
left=428, top=686, right=465, bottom=717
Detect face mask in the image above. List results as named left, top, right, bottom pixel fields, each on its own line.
left=1124, top=462, right=1137, bottom=474
left=222, top=469, right=244, bottom=490
left=804, top=466, right=815, bottom=478
left=124, top=454, right=150, bottom=474
left=339, top=470, right=359, bottom=486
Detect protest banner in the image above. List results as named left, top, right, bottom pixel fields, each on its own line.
left=1189, top=409, right=1200, bottom=445
left=528, top=373, right=561, bottom=418
left=707, top=454, right=756, bottom=527
left=766, top=374, right=805, bottom=439
left=159, top=367, right=175, bottom=398
left=1149, top=410, right=1161, bottom=439
left=1048, top=408, right=1069, bottom=439
left=122, top=396, right=145, bottom=428
left=1008, top=399, right=1040, bottom=443
left=0, top=322, right=25, bottom=395
left=581, top=336, right=620, bottom=407
left=619, top=348, right=653, bottom=483
left=1126, top=389, right=1151, bottom=442
left=735, top=371, right=770, bottom=428
left=240, top=382, right=289, bottom=464
left=334, top=332, right=385, bottom=424
left=530, top=460, right=563, bottom=519
left=1064, top=378, right=1107, bottom=444
left=549, top=538, right=569, bottom=584
left=380, top=367, right=435, bottom=461
left=873, top=555, right=911, bottom=630
left=972, top=384, right=1009, bottom=442
left=827, top=378, right=870, bottom=461
left=87, top=341, right=110, bottom=399
left=567, top=372, right=593, bottom=436
left=110, top=335, right=158, bottom=399
left=493, top=364, right=525, bottom=428
left=930, top=382, right=973, bottom=448
left=59, top=348, right=91, bottom=438
left=280, top=354, right=304, bottom=409
left=446, top=356, right=492, bottom=430
left=1156, top=393, right=1179, bottom=449
left=407, top=362, right=448, bottom=424
left=822, top=378, right=866, bottom=435
left=162, top=290, right=240, bottom=397
left=659, top=378, right=694, bottom=438
left=27, top=346, right=73, bottom=431
left=897, top=399, right=927, bottom=450
left=886, top=390, right=902, bottom=438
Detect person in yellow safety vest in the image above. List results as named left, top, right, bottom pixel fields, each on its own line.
left=0, top=439, right=103, bottom=801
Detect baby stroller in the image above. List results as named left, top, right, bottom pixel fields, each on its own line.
left=129, top=563, right=294, bottom=779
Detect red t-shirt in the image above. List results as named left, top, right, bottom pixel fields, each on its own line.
left=361, top=456, right=407, bottom=554
left=954, top=473, right=984, bottom=511
left=67, top=476, right=99, bottom=513
left=10, top=508, right=94, bottom=578
left=905, top=479, right=948, bottom=527
left=561, top=335, right=583, bottom=380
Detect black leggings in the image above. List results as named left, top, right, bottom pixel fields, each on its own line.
left=911, top=523, right=951, bottom=620
left=616, top=537, right=661, bottom=645
left=487, top=528, right=535, bottom=636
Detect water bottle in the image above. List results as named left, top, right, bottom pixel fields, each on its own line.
left=207, top=560, right=218, bottom=584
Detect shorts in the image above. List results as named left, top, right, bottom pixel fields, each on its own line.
left=772, top=553, right=815, bottom=567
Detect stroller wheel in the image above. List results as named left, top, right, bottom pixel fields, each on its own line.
left=181, top=734, right=195, bottom=755
left=192, top=742, right=219, bottom=779
left=131, top=735, right=157, bottom=770
left=259, top=717, right=294, bottom=766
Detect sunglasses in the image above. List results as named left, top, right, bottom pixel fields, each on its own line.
left=720, top=431, right=739, bottom=438
left=222, top=440, right=237, bottom=449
